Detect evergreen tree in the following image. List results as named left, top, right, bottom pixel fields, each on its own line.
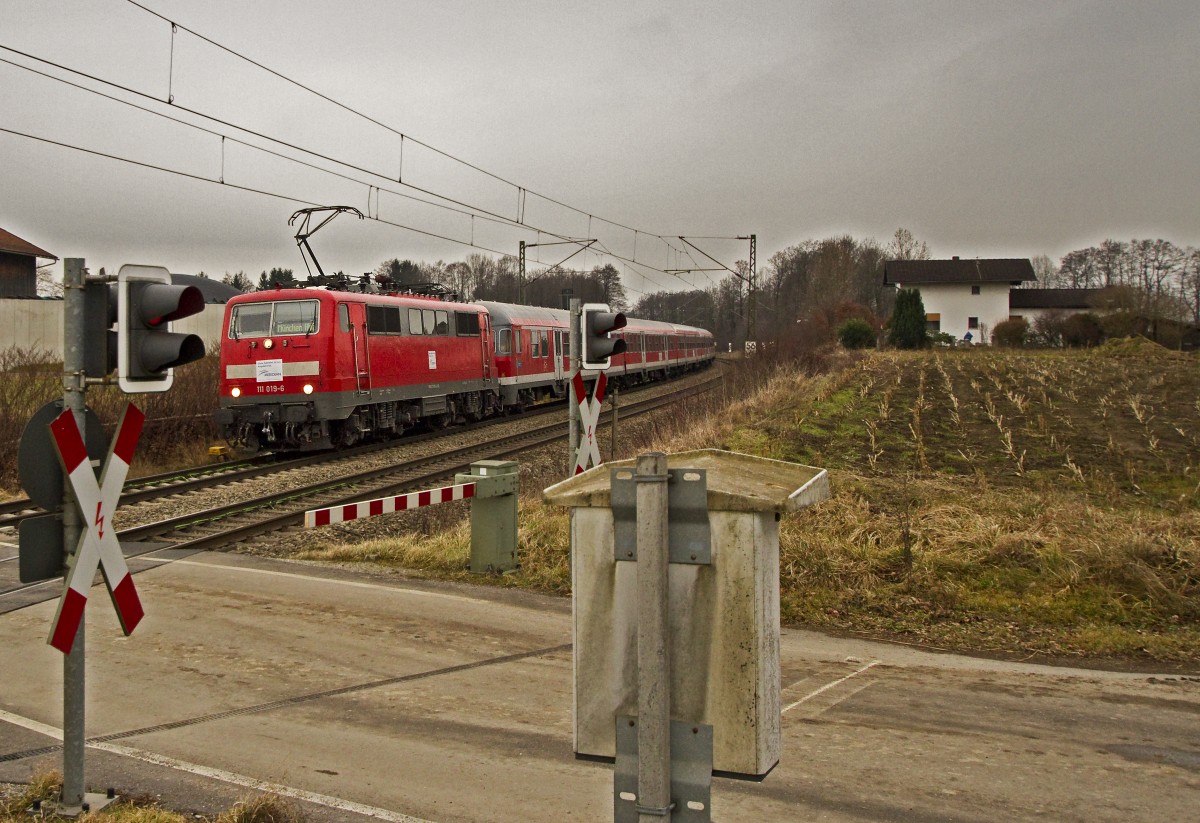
left=887, top=288, right=928, bottom=349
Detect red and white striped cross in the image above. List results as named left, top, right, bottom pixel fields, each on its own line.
left=47, top=404, right=146, bottom=654
left=572, top=370, right=607, bottom=475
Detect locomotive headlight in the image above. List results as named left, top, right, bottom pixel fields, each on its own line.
left=263, top=338, right=274, bottom=350
left=303, top=383, right=314, bottom=395
left=231, top=386, right=242, bottom=398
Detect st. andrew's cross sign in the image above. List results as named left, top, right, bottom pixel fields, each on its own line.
left=572, top=370, right=607, bottom=475
left=47, top=404, right=146, bottom=653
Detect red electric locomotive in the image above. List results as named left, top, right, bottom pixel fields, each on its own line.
left=217, top=287, right=714, bottom=452
left=217, top=287, right=497, bottom=450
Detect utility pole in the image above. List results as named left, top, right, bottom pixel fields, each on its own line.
left=568, top=299, right=581, bottom=475
left=747, top=234, right=757, bottom=349
left=518, top=240, right=526, bottom=305
left=518, top=239, right=596, bottom=306
left=674, top=234, right=758, bottom=349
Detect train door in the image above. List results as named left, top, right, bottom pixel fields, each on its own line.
left=346, top=302, right=371, bottom=392
left=553, top=330, right=564, bottom=381
left=481, top=313, right=492, bottom=382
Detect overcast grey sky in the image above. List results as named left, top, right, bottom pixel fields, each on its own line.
left=2, top=0, right=1197, bottom=299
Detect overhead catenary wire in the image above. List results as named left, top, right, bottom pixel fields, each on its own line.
left=0, top=42, right=714, bottom=291
left=121, top=0, right=689, bottom=251
left=0, top=123, right=661, bottom=300
left=4, top=4, right=755, bottom=295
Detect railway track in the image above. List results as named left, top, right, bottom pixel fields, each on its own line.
left=0, top=383, right=584, bottom=531
left=0, top=375, right=719, bottom=613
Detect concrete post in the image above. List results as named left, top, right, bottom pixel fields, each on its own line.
left=636, top=452, right=671, bottom=821
left=61, top=258, right=86, bottom=809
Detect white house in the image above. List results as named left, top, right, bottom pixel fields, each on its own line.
left=883, top=257, right=1036, bottom=342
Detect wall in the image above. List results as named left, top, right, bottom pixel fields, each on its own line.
left=914, top=283, right=1011, bottom=341
left=0, top=298, right=228, bottom=358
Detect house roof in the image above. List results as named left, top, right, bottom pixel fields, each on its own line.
left=883, top=258, right=1035, bottom=286
left=172, top=273, right=244, bottom=303
left=0, top=227, right=56, bottom=260
left=1009, top=288, right=1100, bottom=310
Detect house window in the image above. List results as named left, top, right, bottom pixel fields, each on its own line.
left=971, top=285, right=981, bottom=295
left=968, top=317, right=979, bottom=330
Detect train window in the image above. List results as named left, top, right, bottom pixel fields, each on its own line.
left=366, top=306, right=401, bottom=335
left=272, top=300, right=318, bottom=335
left=231, top=300, right=319, bottom=338
left=408, top=308, right=424, bottom=335
left=540, top=330, right=549, bottom=357
left=338, top=303, right=350, bottom=332
left=230, top=303, right=272, bottom=338
left=456, top=312, right=480, bottom=336
left=497, top=328, right=512, bottom=355
left=515, top=328, right=523, bottom=354
left=434, top=311, right=449, bottom=335
left=420, top=309, right=435, bottom=335
left=367, top=305, right=388, bottom=335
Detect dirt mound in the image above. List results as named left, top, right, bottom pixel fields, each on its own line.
left=1094, top=336, right=1189, bottom=359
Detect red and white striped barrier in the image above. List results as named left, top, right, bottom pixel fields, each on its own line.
left=305, top=481, right=476, bottom=528
left=48, top=404, right=146, bottom=654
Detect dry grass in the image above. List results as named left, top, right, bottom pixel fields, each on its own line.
left=0, top=346, right=221, bottom=497
left=0, top=771, right=304, bottom=823
left=285, top=345, right=1200, bottom=666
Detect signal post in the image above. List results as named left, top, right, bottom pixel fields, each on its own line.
left=568, top=301, right=627, bottom=476
left=27, top=259, right=204, bottom=814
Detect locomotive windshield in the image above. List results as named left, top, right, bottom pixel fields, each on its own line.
left=230, top=299, right=319, bottom=338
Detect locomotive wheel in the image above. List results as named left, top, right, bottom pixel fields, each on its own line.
left=336, top=422, right=359, bottom=447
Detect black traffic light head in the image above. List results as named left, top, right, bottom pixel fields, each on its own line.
left=82, top=279, right=117, bottom=378
left=581, top=302, right=627, bottom=370
left=117, top=264, right=206, bottom=393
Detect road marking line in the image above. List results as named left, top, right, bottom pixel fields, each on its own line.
left=782, top=660, right=881, bottom=715
left=0, top=540, right=19, bottom=548
left=0, top=707, right=62, bottom=740
left=0, top=708, right=434, bottom=823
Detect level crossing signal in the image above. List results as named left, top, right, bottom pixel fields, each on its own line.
left=581, top=303, right=627, bottom=370
left=116, top=264, right=206, bottom=393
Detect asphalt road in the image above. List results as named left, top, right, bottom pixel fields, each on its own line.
left=0, top=550, right=1197, bottom=822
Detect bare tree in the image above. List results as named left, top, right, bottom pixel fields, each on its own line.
left=886, top=228, right=930, bottom=261
left=1030, top=254, right=1057, bottom=287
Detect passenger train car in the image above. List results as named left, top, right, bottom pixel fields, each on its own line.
left=216, top=287, right=713, bottom=451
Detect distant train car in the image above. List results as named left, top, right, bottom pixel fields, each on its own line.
left=217, top=288, right=714, bottom=452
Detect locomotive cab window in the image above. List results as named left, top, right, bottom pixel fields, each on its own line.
left=229, top=299, right=318, bottom=338
left=456, top=312, right=481, bottom=336
left=338, top=303, right=350, bottom=332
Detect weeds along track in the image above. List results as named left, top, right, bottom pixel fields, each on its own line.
left=0, top=375, right=719, bottom=612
